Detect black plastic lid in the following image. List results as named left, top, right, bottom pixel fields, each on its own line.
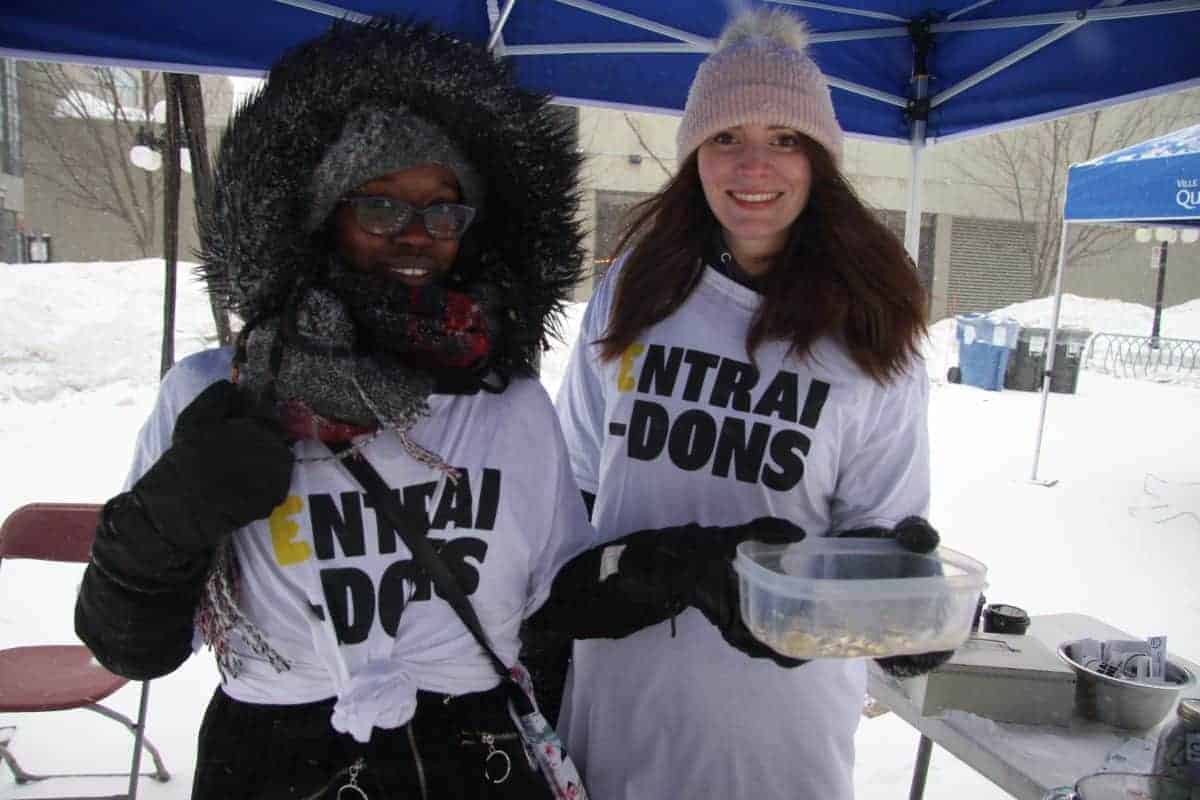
left=987, top=604, right=1030, bottom=622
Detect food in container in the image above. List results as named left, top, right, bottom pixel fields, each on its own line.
left=733, top=537, right=987, bottom=660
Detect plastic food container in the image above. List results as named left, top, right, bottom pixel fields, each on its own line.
left=733, top=537, right=987, bottom=659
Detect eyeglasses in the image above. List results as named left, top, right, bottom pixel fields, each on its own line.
left=339, top=196, right=477, bottom=240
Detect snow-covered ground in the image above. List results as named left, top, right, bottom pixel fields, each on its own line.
left=2, top=260, right=1198, bottom=799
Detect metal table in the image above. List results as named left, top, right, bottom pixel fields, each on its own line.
left=867, top=613, right=1199, bottom=800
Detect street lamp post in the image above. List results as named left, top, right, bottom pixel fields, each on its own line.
left=1135, top=226, right=1198, bottom=346
left=1150, top=228, right=1172, bottom=345
left=124, top=75, right=230, bottom=376
left=129, top=118, right=189, bottom=378
left=129, top=128, right=192, bottom=174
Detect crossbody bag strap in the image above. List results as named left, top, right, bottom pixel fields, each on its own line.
left=329, top=443, right=533, bottom=714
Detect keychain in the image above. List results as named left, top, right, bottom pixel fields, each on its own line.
left=337, top=757, right=369, bottom=800
left=482, top=733, right=512, bottom=784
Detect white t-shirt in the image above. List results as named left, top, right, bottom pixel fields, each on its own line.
left=555, top=264, right=931, bottom=800
left=127, top=347, right=596, bottom=742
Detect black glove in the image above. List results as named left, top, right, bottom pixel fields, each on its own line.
left=76, top=555, right=199, bottom=679
left=834, top=515, right=939, bottom=554
left=615, top=517, right=809, bottom=667
left=131, top=380, right=294, bottom=554
left=876, top=650, right=954, bottom=677
left=78, top=381, right=292, bottom=680
left=836, top=516, right=951, bottom=677
left=517, top=621, right=572, bottom=727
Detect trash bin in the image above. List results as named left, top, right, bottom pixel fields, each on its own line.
left=951, top=313, right=1020, bottom=391
left=25, top=233, right=52, bottom=263
left=1004, top=326, right=1091, bottom=394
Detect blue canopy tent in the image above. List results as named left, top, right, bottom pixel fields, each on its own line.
left=1031, top=124, right=1200, bottom=482
left=3, top=0, right=1200, bottom=259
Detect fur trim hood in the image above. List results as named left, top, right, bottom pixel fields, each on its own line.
left=199, top=18, right=585, bottom=378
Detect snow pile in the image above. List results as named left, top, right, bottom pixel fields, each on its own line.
left=990, top=293, right=1200, bottom=339
left=8, top=261, right=1200, bottom=403
left=0, top=260, right=218, bottom=403
left=1, top=259, right=1199, bottom=800
left=924, top=294, right=1200, bottom=387
left=0, top=258, right=589, bottom=405
left=540, top=302, right=586, bottom=399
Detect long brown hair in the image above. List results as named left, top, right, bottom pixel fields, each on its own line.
left=599, top=137, right=927, bottom=383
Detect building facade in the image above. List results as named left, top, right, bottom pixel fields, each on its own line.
left=15, top=62, right=233, bottom=264
left=0, top=59, right=23, bottom=263
left=12, top=61, right=1200, bottom=326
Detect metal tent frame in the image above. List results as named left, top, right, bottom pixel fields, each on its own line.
left=1031, top=123, right=1200, bottom=483
left=2, top=0, right=1199, bottom=367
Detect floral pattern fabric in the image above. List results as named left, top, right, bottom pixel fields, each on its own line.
left=507, top=663, right=589, bottom=800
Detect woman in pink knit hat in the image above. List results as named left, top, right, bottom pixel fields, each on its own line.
left=522, top=7, right=947, bottom=799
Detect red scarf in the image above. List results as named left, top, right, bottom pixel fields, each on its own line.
left=277, top=399, right=376, bottom=442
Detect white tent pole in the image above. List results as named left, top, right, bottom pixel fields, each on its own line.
left=1031, top=220, right=1070, bottom=483
left=273, top=0, right=372, bottom=22
left=487, top=0, right=519, bottom=52
left=769, top=1, right=908, bottom=23
left=904, top=23, right=932, bottom=261
left=905, top=120, right=926, bottom=260
left=549, top=0, right=711, bottom=46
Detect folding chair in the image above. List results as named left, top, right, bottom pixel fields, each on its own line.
left=0, top=502, right=170, bottom=799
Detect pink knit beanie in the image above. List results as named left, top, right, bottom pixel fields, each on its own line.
left=676, top=8, right=843, bottom=165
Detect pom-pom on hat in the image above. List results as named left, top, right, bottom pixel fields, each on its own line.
left=676, top=8, right=843, bottom=165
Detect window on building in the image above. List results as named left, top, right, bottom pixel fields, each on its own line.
left=109, top=68, right=143, bottom=111
left=946, top=216, right=1036, bottom=315
left=594, top=189, right=652, bottom=277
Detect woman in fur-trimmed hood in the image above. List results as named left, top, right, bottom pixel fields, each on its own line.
left=75, top=18, right=595, bottom=800
left=204, top=17, right=584, bottom=423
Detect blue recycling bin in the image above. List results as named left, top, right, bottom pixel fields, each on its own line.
left=953, top=313, right=1020, bottom=391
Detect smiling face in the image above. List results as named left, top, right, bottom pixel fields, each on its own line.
left=333, top=164, right=463, bottom=288
left=697, top=124, right=813, bottom=275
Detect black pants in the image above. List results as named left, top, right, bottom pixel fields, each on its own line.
left=191, top=686, right=552, bottom=800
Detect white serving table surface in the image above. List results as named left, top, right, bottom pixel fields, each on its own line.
left=867, top=613, right=1199, bottom=800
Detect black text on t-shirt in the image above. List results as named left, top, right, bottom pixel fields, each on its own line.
left=609, top=343, right=830, bottom=491
left=272, top=468, right=501, bottom=645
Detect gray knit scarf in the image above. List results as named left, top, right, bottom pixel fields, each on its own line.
left=197, top=261, right=501, bottom=680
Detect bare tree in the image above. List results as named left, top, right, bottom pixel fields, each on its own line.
left=622, top=113, right=673, bottom=179
left=21, top=64, right=233, bottom=345
left=20, top=63, right=165, bottom=255
left=946, top=90, right=1200, bottom=297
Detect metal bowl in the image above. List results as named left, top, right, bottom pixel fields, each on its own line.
left=1057, top=643, right=1196, bottom=731
left=1044, top=771, right=1200, bottom=800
